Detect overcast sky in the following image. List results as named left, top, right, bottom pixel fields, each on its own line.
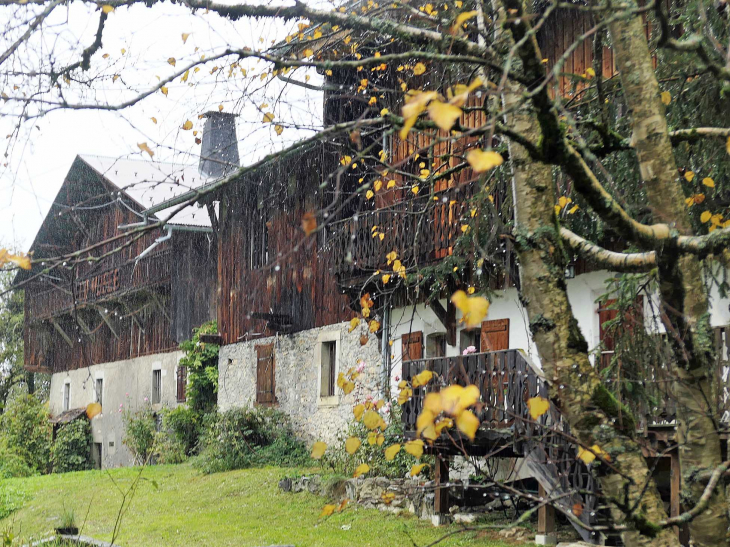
left=0, top=1, right=326, bottom=251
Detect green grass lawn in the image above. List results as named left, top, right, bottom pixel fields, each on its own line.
left=0, top=464, right=525, bottom=547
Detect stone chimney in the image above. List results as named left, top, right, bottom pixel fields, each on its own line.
left=199, top=112, right=240, bottom=178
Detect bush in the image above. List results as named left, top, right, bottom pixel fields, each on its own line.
left=321, top=402, right=429, bottom=479
left=161, top=405, right=202, bottom=456
left=0, top=394, right=51, bottom=474
left=0, top=439, right=34, bottom=479
left=179, top=322, right=219, bottom=412
left=52, top=418, right=92, bottom=473
left=193, top=406, right=310, bottom=474
left=122, top=405, right=157, bottom=464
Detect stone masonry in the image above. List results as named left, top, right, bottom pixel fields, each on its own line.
left=218, top=321, right=384, bottom=443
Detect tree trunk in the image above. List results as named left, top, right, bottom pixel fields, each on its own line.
left=495, top=2, right=679, bottom=544
left=606, top=5, right=729, bottom=545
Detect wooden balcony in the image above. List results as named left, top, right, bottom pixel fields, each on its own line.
left=322, top=183, right=517, bottom=286
left=26, top=249, right=171, bottom=321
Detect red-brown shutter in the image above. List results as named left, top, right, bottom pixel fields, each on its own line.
left=176, top=366, right=187, bottom=403
left=402, top=331, right=423, bottom=362
left=255, top=344, right=276, bottom=405
left=481, top=319, right=510, bottom=351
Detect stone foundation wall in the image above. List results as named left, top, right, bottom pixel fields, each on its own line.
left=218, top=322, right=384, bottom=443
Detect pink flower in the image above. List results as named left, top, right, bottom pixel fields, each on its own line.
left=463, top=345, right=477, bottom=355
left=356, top=360, right=366, bottom=373
left=394, top=376, right=400, bottom=382
left=144, top=397, right=148, bottom=402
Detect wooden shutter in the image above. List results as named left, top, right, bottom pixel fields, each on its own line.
left=256, top=344, right=276, bottom=405
left=481, top=319, right=510, bottom=351
left=598, top=297, right=643, bottom=369
left=176, top=366, right=187, bottom=403
left=402, top=331, right=423, bottom=362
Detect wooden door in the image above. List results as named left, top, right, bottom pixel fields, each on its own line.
left=481, top=319, right=510, bottom=352
left=402, top=331, right=423, bottom=362
left=255, top=344, right=276, bottom=405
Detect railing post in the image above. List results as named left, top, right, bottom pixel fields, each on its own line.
left=536, top=484, right=556, bottom=545
left=433, top=453, right=450, bottom=522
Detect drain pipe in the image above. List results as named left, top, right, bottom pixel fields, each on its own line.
left=118, top=212, right=149, bottom=230
left=137, top=226, right=172, bottom=261
left=380, top=303, right=391, bottom=400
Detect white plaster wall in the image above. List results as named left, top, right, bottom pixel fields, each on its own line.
left=218, top=322, right=384, bottom=444
left=388, top=269, right=730, bottom=383
left=48, top=350, right=184, bottom=468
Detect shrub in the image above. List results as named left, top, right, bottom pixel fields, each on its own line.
left=161, top=405, right=202, bottom=456
left=122, top=405, right=157, bottom=463
left=52, top=418, right=92, bottom=473
left=193, top=406, right=310, bottom=474
left=0, top=439, right=33, bottom=479
left=179, top=322, right=219, bottom=413
left=321, top=401, right=429, bottom=479
left=0, top=394, right=51, bottom=474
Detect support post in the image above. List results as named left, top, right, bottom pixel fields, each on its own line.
left=433, top=453, right=450, bottom=523
left=536, top=484, right=556, bottom=545
left=670, top=448, right=691, bottom=546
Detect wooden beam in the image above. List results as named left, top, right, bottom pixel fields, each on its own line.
left=433, top=454, right=449, bottom=515
left=537, top=483, right=556, bottom=541
left=74, top=314, right=95, bottom=338
left=428, top=299, right=456, bottom=346
left=50, top=318, right=74, bottom=348
left=97, top=308, right=120, bottom=340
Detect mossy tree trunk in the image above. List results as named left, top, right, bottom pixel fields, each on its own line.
left=495, top=1, right=679, bottom=544
left=606, top=5, right=729, bottom=545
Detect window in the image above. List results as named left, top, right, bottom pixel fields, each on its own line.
left=255, top=344, right=276, bottom=405
left=480, top=319, right=510, bottom=352
left=63, top=383, right=70, bottom=411
left=320, top=341, right=337, bottom=398
left=459, top=329, right=480, bottom=353
left=93, top=442, right=102, bottom=470
left=426, top=333, right=447, bottom=358
left=176, top=366, right=187, bottom=403
left=151, top=369, right=162, bottom=404
left=401, top=331, right=423, bottom=362
left=95, top=378, right=103, bottom=407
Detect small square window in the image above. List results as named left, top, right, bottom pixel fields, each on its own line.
left=151, top=370, right=162, bottom=404
left=460, top=329, right=480, bottom=353
left=320, top=341, right=337, bottom=398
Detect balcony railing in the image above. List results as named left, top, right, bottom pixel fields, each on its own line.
left=26, top=249, right=171, bottom=321
left=321, top=184, right=517, bottom=284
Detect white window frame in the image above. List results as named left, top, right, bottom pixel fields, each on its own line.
left=151, top=368, right=162, bottom=405
left=94, top=375, right=104, bottom=407
left=63, top=381, right=71, bottom=411
left=316, top=331, right=341, bottom=407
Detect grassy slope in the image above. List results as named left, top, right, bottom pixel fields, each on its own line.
left=0, top=464, right=520, bottom=547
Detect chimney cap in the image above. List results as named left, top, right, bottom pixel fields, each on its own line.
left=202, top=111, right=239, bottom=119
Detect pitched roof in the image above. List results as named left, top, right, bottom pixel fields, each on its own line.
left=79, top=155, right=213, bottom=227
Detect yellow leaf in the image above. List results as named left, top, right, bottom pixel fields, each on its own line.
left=345, top=436, right=362, bottom=454
left=411, top=370, right=433, bottom=388
left=121, top=48, right=126, bottom=54
left=337, top=372, right=346, bottom=389
left=568, top=205, right=579, bottom=214
left=413, top=62, right=426, bottom=75
left=726, top=136, right=730, bottom=155
left=427, top=100, right=462, bottom=131
left=451, top=290, right=489, bottom=328
left=369, top=320, right=380, bottom=333
left=354, top=463, right=370, bottom=478
left=86, top=402, right=102, bottom=419
left=320, top=504, right=336, bottom=517
left=381, top=274, right=391, bottom=284
left=701, top=210, right=712, bottom=223
left=387, top=180, right=396, bottom=189
left=577, top=445, right=604, bottom=465
left=397, top=386, right=412, bottom=405
left=363, top=410, right=382, bottom=430
left=467, top=286, right=475, bottom=294
left=416, top=409, right=435, bottom=436
left=558, top=196, right=570, bottom=208
left=348, top=317, right=360, bottom=333
left=454, top=10, right=477, bottom=27
left=182, top=32, right=191, bottom=44
left=381, top=491, right=396, bottom=504
left=466, top=149, right=503, bottom=173
left=702, top=177, right=715, bottom=188
left=313, top=29, right=323, bottom=39
left=311, top=441, right=327, bottom=459
left=660, top=91, right=671, bottom=105
left=586, top=67, right=596, bottom=78
left=412, top=185, right=419, bottom=195
left=160, top=86, right=168, bottom=96
left=456, top=410, right=479, bottom=440
left=137, top=142, right=154, bottom=158
left=410, top=463, right=427, bottom=476
left=367, top=431, right=377, bottom=445
left=434, top=417, right=453, bottom=434
left=5, top=252, right=31, bottom=270
left=353, top=404, right=365, bottom=421
left=439, top=384, right=480, bottom=415
left=384, top=444, right=401, bottom=461
left=376, top=434, right=385, bottom=446
left=343, top=381, right=356, bottom=394
left=685, top=171, right=695, bottom=182
left=101, top=4, right=114, bottom=13
left=404, top=439, right=424, bottom=459
left=337, top=499, right=349, bottom=512
left=527, top=396, right=550, bottom=419
left=182, top=120, right=193, bottom=131
left=263, top=112, right=275, bottom=123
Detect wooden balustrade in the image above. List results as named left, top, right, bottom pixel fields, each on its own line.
left=26, top=249, right=172, bottom=321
